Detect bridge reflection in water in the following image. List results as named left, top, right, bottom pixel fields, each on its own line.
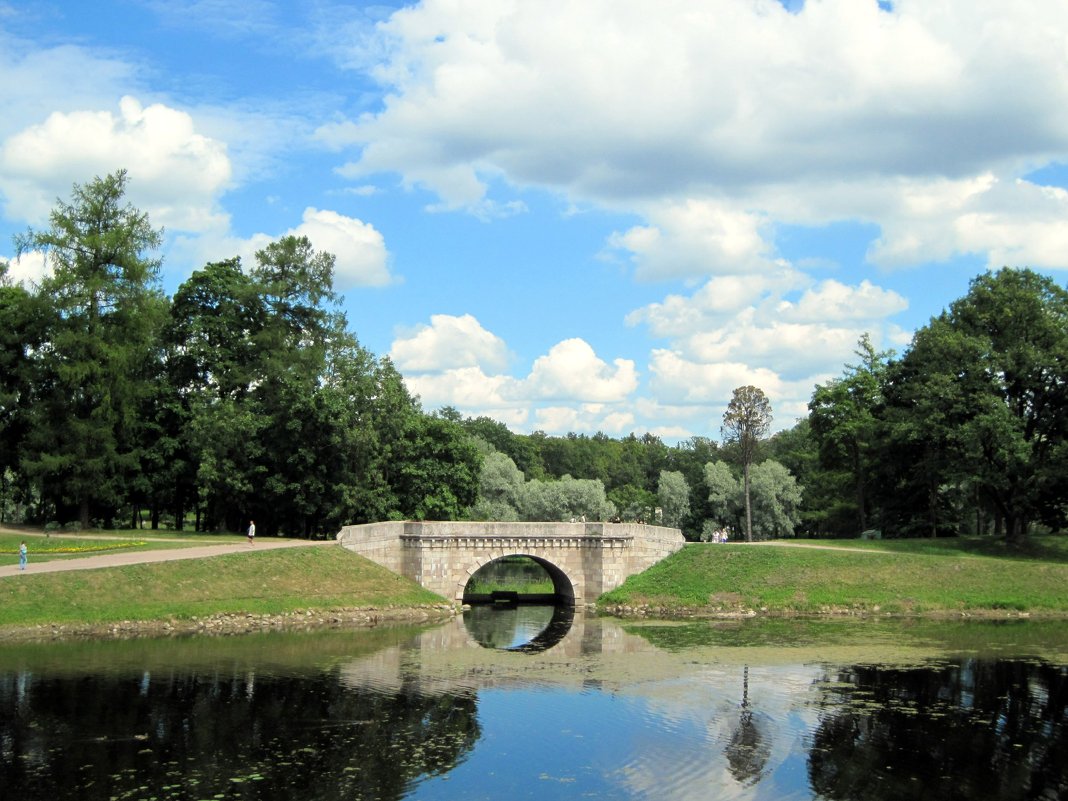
left=462, top=603, right=575, bottom=653
left=337, top=611, right=650, bottom=697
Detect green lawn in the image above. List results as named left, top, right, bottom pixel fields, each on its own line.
left=0, top=546, right=442, bottom=629
left=783, top=535, right=1068, bottom=562
left=5, top=531, right=1068, bottom=631
left=600, top=536, right=1068, bottom=616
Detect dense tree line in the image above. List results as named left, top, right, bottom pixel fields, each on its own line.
left=3, top=174, right=1065, bottom=543
left=452, top=269, right=1068, bottom=545
left=0, top=172, right=479, bottom=536
left=807, top=269, right=1068, bottom=543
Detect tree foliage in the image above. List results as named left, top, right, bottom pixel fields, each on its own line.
left=657, top=470, right=690, bottom=528
left=748, top=460, right=803, bottom=539
left=703, top=458, right=800, bottom=540
left=15, top=171, right=166, bottom=528
left=809, top=335, right=892, bottom=535
left=704, top=460, right=740, bottom=530
left=879, top=269, right=1068, bottom=542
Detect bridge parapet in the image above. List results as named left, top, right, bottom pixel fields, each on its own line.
left=337, top=520, right=684, bottom=603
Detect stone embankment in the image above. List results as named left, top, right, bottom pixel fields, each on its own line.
left=0, top=604, right=458, bottom=642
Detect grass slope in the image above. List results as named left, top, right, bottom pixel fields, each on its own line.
left=600, top=537, right=1068, bottom=616
left=0, top=546, right=443, bottom=628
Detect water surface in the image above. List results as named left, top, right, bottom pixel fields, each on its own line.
left=1, top=613, right=1066, bottom=800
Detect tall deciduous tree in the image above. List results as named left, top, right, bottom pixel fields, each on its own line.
left=704, top=460, right=741, bottom=532
left=881, top=268, right=1068, bottom=543
left=657, top=470, right=690, bottom=528
left=748, top=460, right=803, bottom=539
left=722, top=386, right=772, bottom=542
left=809, top=334, right=892, bottom=535
left=16, top=171, right=165, bottom=527
left=472, top=450, right=525, bottom=520
left=392, top=414, right=482, bottom=520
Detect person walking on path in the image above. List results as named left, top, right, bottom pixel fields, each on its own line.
left=247, top=520, right=256, bottom=546
left=19, top=541, right=27, bottom=570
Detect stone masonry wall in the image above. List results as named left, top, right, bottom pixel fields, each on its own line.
left=336, top=521, right=685, bottom=604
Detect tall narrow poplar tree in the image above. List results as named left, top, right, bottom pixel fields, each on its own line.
left=722, top=385, right=772, bottom=542
left=16, top=171, right=164, bottom=527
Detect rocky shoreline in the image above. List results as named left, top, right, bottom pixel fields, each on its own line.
left=0, top=604, right=460, bottom=642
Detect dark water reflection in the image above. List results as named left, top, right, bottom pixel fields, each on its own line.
left=810, top=660, right=1068, bottom=801
left=462, top=603, right=574, bottom=651
left=1, top=616, right=1066, bottom=800
left=1, top=653, right=479, bottom=800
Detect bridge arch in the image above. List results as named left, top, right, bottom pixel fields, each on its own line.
left=459, top=553, right=578, bottom=605
left=336, top=520, right=685, bottom=605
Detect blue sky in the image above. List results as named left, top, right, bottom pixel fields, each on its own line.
left=2, top=0, right=1066, bottom=442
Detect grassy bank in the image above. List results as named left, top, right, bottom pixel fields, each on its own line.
left=600, top=536, right=1068, bottom=617
left=0, top=546, right=444, bottom=633
left=3, top=533, right=1068, bottom=638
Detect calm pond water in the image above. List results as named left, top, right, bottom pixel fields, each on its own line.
left=2, top=609, right=1067, bottom=801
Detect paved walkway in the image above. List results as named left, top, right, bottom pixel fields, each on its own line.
left=0, top=531, right=333, bottom=579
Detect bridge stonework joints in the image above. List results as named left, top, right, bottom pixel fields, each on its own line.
left=336, top=521, right=685, bottom=604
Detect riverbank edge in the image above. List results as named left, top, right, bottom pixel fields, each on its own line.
left=3, top=600, right=1060, bottom=644
left=0, top=603, right=460, bottom=643
left=597, top=602, right=1059, bottom=621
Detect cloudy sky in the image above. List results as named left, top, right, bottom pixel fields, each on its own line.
left=2, top=0, right=1067, bottom=441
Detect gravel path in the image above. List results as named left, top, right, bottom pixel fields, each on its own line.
left=0, top=533, right=334, bottom=579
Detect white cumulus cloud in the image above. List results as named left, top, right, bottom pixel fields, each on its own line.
left=178, top=206, right=393, bottom=291
left=521, top=338, right=639, bottom=403
left=391, top=320, right=641, bottom=433
left=1, top=249, right=49, bottom=287
left=0, top=96, right=232, bottom=231
left=0, top=96, right=232, bottom=232
left=287, top=207, right=392, bottom=289
left=390, top=313, right=510, bottom=372
left=322, top=0, right=1068, bottom=277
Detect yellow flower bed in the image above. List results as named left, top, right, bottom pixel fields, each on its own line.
left=7, top=541, right=148, bottom=555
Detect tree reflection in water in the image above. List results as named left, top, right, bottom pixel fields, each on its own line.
left=0, top=666, right=480, bottom=801
left=724, top=664, right=772, bottom=786
left=4, top=620, right=1068, bottom=801
left=809, top=659, right=1068, bottom=801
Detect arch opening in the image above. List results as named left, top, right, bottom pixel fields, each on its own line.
left=461, top=554, right=575, bottom=606
left=461, top=554, right=576, bottom=652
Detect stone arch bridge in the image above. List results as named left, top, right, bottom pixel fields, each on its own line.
left=336, top=520, right=686, bottom=604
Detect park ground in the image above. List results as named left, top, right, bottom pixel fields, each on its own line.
left=1, top=525, right=1067, bottom=640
